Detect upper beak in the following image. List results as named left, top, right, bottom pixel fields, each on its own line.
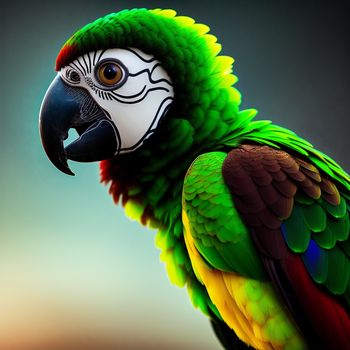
left=39, top=75, right=119, bottom=175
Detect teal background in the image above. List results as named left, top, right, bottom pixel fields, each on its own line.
left=0, top=0, right=349, bottom=349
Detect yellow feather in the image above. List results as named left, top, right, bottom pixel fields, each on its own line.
left=175, top=15, right=195, bottom=27
left=209, top=43, right=222, bottom=57
left=217, top=74, right=238, bottom=88
left=155, top=9, right=177, bottom=18
left=160, top=249, right=187, bottom=287
left=213, top=56, right=234, bottom=76
left=204, top=34, right=218, bottom=45
left=193, top=23, right=210, bottom=35
left=124, top=200, right=145, bottom=222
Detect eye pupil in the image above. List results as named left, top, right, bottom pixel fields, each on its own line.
left=65, top=69, right=80, bottom=84
left=70, top=71, right=80, bottom=82
left=103, top=64, right=118, bottom=80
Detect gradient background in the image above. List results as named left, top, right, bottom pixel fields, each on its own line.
left=0, top=0, right=349, bottom=349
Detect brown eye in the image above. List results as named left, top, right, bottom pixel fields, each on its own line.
left=96, top=60, right=126, bottom=88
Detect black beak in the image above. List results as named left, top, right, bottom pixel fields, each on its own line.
left=39, top=76, right=119, bottom=175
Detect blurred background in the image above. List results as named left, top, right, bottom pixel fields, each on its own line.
left=0, top=0, right=349, bottom=349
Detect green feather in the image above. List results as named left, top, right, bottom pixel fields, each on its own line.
left=341, top=239, right=350, bottom=258
left=302, top=203, right=327, bottom=232
left=321, top=196, right=347, bottom=219
left=194, top=243, right=232, bottom=271
left=328, top=215, right=350, bottom=242
left=324, top=248, right=350, bottom=294
left=313, top=226, right=335, bottom=249
left=283, top=206, right=311, bottom=253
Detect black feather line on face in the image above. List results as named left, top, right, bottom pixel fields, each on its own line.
left=128, top=65, right=174, bottom=86
left=76, top=58, right=87, bottom=76
left=82, top=55, right=89, bottom=75
left=111, top=85, right=146, bottom=99
left=118, top=95, right=174, bottom=152
left=87, top=53, right=92, bottom=74
left=109, top=87, right=170, bottom=104
left=125, top=48, right=156, bottom=63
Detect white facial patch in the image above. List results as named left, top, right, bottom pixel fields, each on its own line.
left=60, top=48, right=174, bottom=153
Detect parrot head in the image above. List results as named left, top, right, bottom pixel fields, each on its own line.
left=40, top=45, right=174, bottom=175
left=40, top=9, right=240, bottom=176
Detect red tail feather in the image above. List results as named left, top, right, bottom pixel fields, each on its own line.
left=283, top=254, right=350, bottom=349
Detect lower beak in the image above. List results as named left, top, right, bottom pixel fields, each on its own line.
left=39, top=75, right=119, bottom=175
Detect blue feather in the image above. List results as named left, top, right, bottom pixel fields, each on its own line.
left=301, top=239, right=328, bottom=283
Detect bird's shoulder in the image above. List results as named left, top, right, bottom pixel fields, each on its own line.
left=182, top=150, right=266, bottom=279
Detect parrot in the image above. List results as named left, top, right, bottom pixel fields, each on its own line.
left=39, top=8, right=350, bottom=350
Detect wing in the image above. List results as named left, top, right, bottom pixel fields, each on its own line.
left=222, top=144, right=350, bottom=349
left=182, top=151, right=307, bottom=349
